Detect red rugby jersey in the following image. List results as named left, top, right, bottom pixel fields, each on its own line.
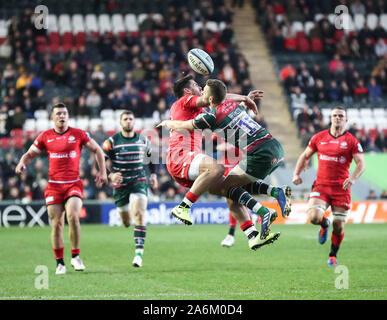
left=168, top=94, right=202, bottom=153
left=308, top=129, right=363, bottom=185
left=31, top=127, right=90, bottom=183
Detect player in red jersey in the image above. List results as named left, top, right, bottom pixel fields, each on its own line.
left=162, top=75, right=281, bottom=250
left=293, top=107, right=365, bottom=266
left=15, top=103, right=108, bottom=274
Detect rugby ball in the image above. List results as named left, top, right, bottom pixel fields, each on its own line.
left=187, top=48, right=214, bottom=75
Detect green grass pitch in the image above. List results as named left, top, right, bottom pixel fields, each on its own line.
left=0, top=223, right=386, bottom=300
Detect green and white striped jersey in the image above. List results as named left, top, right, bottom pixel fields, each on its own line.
left=102, top=132, right=151, bottom=188
left=192, top=100, right=273, bottom=153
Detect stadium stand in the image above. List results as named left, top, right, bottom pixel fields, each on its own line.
left=0, top=0, right=257, bottom=202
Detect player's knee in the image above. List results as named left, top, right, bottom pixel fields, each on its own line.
left=133, top=211, right=145, bottom=225
left=51, top=218, right=64, bottom=230
left=66, top=212, right=79, bottom=225
left=308, top=210, right=322, bottom=225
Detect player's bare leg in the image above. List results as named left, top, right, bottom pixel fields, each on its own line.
left=47, top=204, right=66, bottom=274
left=307, top=197, right=331, bottom=245
left=328, top=206, right=347, bottom=266
left=65, top=196, right=85, bottom=271
left=131, top=197, right=148, bottom=267
left=172, top=155, right=224, bottom=225
left=221, top=199, right=238, bottom=247
left=209, top=166, right=278, bottom=240
left=119, top=211, right=131, bottom=228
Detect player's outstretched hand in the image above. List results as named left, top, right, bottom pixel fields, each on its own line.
left=248, top=90, right=264, bottom=101
left=95, top=171, right=108, bottom=187
left=156, top=121, right=168, bottom=128
left=15, top=163, right=26, bottom=175
left=342, top=177, right=355, bottom=190
left=292, top=175, right=302, bottom=185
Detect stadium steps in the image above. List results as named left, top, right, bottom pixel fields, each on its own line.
left=228, top=1, right=303, bottom=166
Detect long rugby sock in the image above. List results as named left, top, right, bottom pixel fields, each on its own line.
left=240, top=220, right=259, bottom=239
left=228, top=213, right=237, bottom=236
left=227, top=187, right=269, bottom=216
left=180, top=191, right=199, bottom=208
left=244, top=181, right=279, bottom=199
left=329, top=232, right=344, bottom=257
left=71, top=248, right=80, bottom=258
left=134, top=226, right=146, bottom=257
left=53, top=247, right=64, bottom=265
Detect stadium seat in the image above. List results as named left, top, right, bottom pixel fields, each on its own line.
left=89, top=118, right=102, bottom=132
left=218, top=21, right=226, bottom=31
left=311, top=38, right=323, bottom=52
left=143, top=118, right=156, bottom=129
left=0, top=137, right=11, bottom=149
left=296, top=36, right=310, bottom=52
left=47, top=14, right=58, bottom=32
left=100, top=109, right=115, bottom=119
left=275, top=14, right=284, bottom=24
left=368, top=128, right=379, bottom=141
left=125, top=13, right=138, bottom=32
left=137, top=13, right=148, bottom=25
left=193, top=21, right=203, bottom=33
left=34, top=110, right=49, bottom=119
left=23, top=118, right=36, bottom=133
left=367, top=13, right=378, bottom=30
left=112, top=14, right=126, bottom=36
left=114, top=109, right=126, bottom=120
left=102, top=118, right=117, bottom=134
left=291, top=21, right=304, bottom=37
left=354, top=14, right=365, bottom=31
left=205, top=21, right=219, bottom=33
left=133, top=118, right=143, bottom=131
left=373, top=108, right=385, bottom=118
left=327, top=14, right=336, bottom=25
left=68, top=118, right=76, bottom=127
left=304, top=21, right=314, bottom=36
left=359, top=108, right=372, bottom=118
left=58, top=14, right=72, bottom=35
left=347, top=108, right=360, bottom=119
left=343, top=14, right=356, bottom=35
left=362, top=117, right=377, bottom=130
left=381, top=14, right=387, bottom=31
left=72, top=14, right=85, bottom=34
left=35, top=119, right=51, bottom=132
left=76, top=118, right=90, bottom=130
left=375, top=117, right=387, bottom=130
left=99, top=14, right=112, bottom=35
left=314, top=14, right=323, bottom=22
left=85, top=14, right=99, bottom=35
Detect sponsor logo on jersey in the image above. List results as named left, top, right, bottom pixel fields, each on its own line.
left=68, top=135, right=76, bottom=143
left=50, top=153, right=69, bottom=158
left=45, top=196, right=54, bottom=204
left=69, top=151, right=77, bottom=158
left=329, top=140, right=339, bottom=144
left=340, top=141, right=348, bottom=149
left=47, top=139, right=54, bottom=143
left=339, top=156, right=346, bottom=163
left=320, top=141, right=328, bottom=144
left=319, top=154, right=338, bottom=162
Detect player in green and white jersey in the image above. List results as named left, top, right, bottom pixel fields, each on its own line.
left=158, top=79, right=291, bottom=240
left=103, top=110, right=158, bottom=268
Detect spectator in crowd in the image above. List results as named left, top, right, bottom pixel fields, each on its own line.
left=375, top=38, right=387, bottom=58
left=85, top=89, right=102, bottom=117
left=290, top=86, right=307, bottom=118
left=366, top=189, right=377, bottom=200
left=380, top=190, right=387, bottom=199
left=367, top=77, right=382, bottom=102
left=353, top=79, right=369, bottom=103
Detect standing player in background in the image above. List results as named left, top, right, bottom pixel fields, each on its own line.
left=293, top=107, right=365, bottom=266
left=15, top=103, right=108, bottom=274
left=102, top=111, right=158, bottom=268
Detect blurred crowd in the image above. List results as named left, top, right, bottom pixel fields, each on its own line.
left=0, top=1, right=261, bottom=202
left=253, top=0, right=387, bottom=152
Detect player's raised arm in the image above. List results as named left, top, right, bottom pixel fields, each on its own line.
left=15, top=147, right=40, bottom=174
left=292, top=146, right=315, bottom=185
left=85, top=138, right=108, bottom=187
left=342, top=152, right=366, bottom=190
left=156, top=119, right=194, bottom=131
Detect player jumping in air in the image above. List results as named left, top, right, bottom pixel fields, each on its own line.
left=102, top=110, right=158, bottom=268
left=293, top=107, right=365, bottom=266
left=158, top=78, right=291, bottom=248
left=15, top=103, right=108, bottom=274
